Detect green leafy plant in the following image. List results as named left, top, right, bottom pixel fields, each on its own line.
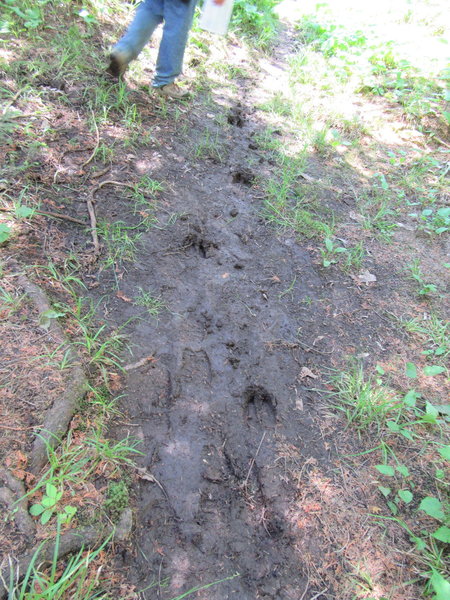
left=29, top=483, right=76, bottom=525
left=407, top=260, right=438, bottom=296
left=320, top=236, right=347, bottom=267
left=0, top=223, right=11, bottom=244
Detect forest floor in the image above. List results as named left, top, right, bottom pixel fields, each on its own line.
left=0, top=1, right=449, bottom=599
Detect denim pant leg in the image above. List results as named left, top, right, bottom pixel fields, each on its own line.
left=113, top=0, right=164, bottom=61
left=152, top=0, right=198, bottom=87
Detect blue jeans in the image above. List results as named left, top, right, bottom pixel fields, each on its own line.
left=113, top=0, right=197, bottom=87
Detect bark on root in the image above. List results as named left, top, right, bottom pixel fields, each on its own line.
left=0, top=509, right=133, bottom=598
left=0, top=468, right=36, bottom=543
left=13, top=267, right=89, bottom=475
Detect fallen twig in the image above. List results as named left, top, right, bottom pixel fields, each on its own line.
left=243, top=432, right=266, bottom=488
left=87, top=180, right=138, bottom=258
left=81, top=109, right=100, bottom=168
left=0, top=207, right=86, bottom=226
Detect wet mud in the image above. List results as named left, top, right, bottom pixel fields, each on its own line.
left=97, top=39, right=402, bottom=600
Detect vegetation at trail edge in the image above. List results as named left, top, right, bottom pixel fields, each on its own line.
left=1, top=0, right=449, bottom=599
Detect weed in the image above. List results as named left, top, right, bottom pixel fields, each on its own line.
left=327, top=365, right=401, bottom=434
left=97, top=220, right=142, bottom=267
left=3, top=525, right=111, bottom=599
left=411, top=206, right=450, bottom=235
left=134, top=288, right=165, bottom=317
left=406, top=260, right=438, bottom=297
left=343, top=241, right=365, bottom=272
left=29, top=482, right=76, bottom=525
left=320, top=235, right=347, bottom=267
left=104, top=480, right=129, bottom=521
left=192, top=129, right=224, bottom=162
left=231, top=0, right=280, bottom=49
left=401, top=314, right=449, bottom=358
left=0, top=284, right=25, bottom=317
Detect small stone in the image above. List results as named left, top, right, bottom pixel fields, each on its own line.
left=230, top=209, right=238, bottom=217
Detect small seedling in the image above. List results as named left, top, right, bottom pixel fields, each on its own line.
left=135, top=288, right=166, bottom=317
left=407, top=260, right=437, bottom=296
left=320, top=236, right=347, bottom=267
left=29, top=482, right=76, bottom=525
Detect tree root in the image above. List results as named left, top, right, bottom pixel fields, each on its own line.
left=0, top=509, right=132, bottom=598
left=12, top=266, right=89, bottom=475
left=0, top=468, right=36, bottom=543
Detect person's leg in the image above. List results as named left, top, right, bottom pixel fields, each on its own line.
left=152, top=0, right=198, bottom=88
left=109, top=0, right=164, bottom=76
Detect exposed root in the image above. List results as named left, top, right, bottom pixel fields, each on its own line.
left=11, top=265, right=88, bottom=475
left=0, top=468, right=36, bottom=543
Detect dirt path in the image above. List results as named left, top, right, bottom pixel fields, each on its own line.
left=91, top=28, right=405, bottom=600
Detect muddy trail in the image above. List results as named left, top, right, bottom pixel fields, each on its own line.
left=80, top=30, right=410, bottom=600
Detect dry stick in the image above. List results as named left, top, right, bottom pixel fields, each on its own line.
left=81, top=109, right=100, bottom=169
left=243, top=431, right=266, bottom=488
left=0, top=207, right=86, bottom=226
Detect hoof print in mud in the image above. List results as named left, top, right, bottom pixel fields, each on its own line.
left=227, top=106, right=245, bottom=127
left=231, top=168, right=255, bottom=186
left=243, top=385, right=277, bottom=425
left=183, top=232, right=218, bottom=258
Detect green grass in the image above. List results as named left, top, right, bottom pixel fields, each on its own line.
left=327, top=365, right=402, bottom=434
left=231, top=0, right=280, bottom=50
left=402, top=314, right=449, bottom=359
left=134, top=288, right=166, bottom=317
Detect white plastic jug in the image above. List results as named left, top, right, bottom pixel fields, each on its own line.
left=199, top=0, right=235, bottom=36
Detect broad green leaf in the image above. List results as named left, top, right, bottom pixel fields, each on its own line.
left=0, top=223, right=11, bottom=244
left=16, top=205, right=34, bottom=218
left=29, top=504, right=44, bottom=516
left=398, top=489, right=413, bottom=504
left=419, top=497, right=445, bottom=521
left=375, top=365, right=385, bottom=375
left=432, top=526, right=450, bottom=544
left=386, top=421, right=400, bottom=432
left=396, top=464, right=410, bottom=477
left=430, top=570, right=450, bottom=600
left=405, top=362, right=417, bottom=378
left=378, top=486, right=391, bottom=497
left=46, top=483, right=58, bottom=498
left=323, top=259, right=332, bottom=267
left=435, top=469, right=445, bottom=480
left=424, top=365, right=445, bottom=376
left=387, top=501, right=398, bottom=515
left=64, top=506, right=77, bottom=517
left=41, top=496, right=56, bottom=508
left=40, top=509, right=53, bottom=525
left=426, top=402, right=439, bottom=417
left=403, top=389, right=419, bottom=408
left=324, top=238, right=333, bottom=251
left=375, top=464, right=395, bottom=476
left=435, top=405, right=450, bottom=417
left=411, top=536, right=426, bottom=551
left=399, top=428, right=414, bottom=440
left=437, top=445, right=450, bottom=461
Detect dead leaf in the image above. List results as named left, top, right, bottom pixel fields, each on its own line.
left=303, top=502, right=322, bottom=513
left=349, top=211, right=364, bottom=222
left=355, top=270, right=377, bottom=285
left=299, top=367, right=318, bottom=380
left=295, top=396, right=304, bottom=411
left=116, top=290, right=132, bottom=302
